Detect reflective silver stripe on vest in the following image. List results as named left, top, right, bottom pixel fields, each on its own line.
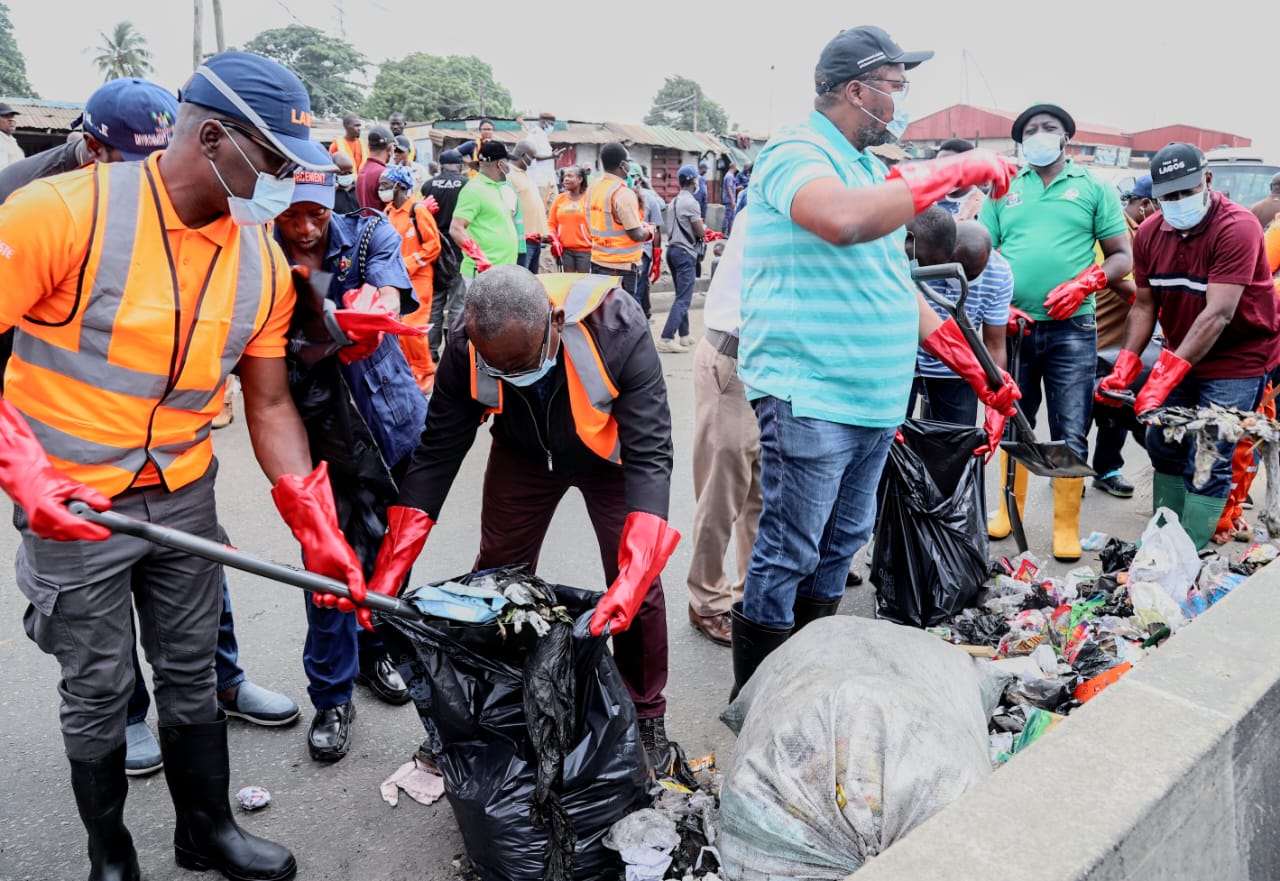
left=560, top=324, right=616, bottom=415
left=149, top=424, right=212, bottom=471
left=22, top=411, right=150, bottom=472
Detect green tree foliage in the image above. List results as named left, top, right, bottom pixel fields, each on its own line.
left=243, top=25, right=366, bottom=117
left=0, top=3, right=37, bottom=98
left=364, top=54, right=513, bottom=122
left=644, top=76, right=728, bottom=133
left=92, top=22, right=154, bottom=81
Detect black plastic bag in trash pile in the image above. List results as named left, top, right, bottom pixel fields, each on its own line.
left=873, top=419, right=990, bottom=627
left=375, top=567, right=649, bottom=881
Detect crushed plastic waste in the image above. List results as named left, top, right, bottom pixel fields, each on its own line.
left=1080, top=531, right=1108, bottom=551
left=606, top=754, right=723, bottom=879
left=235, top=786, right=270, bottom=811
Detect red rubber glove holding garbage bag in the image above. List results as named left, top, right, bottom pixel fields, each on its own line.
left=1094, top=349, right=1143, bottom=407
left=1044, top=265, right=1107, bottom=321
left=333, top=285, right=426, bottom=364
left=888, top=150, right=1018, bottom=215
left=0, top=400, right=112, bottom=541
left=1133, top=349, right=1191, bottom=415
left=271, top=462, right=366, bottom=608
left=459, top=238, right=492, bottom=273
left=589, top=512, right=681, bottom=637
left=319, top=505, right=436, bottom=632
left=921, top=318, right=1021, bottom=456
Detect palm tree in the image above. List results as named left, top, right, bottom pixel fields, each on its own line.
left=92, top=21, right=154, bottom=81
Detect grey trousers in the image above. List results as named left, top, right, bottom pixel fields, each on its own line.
left=427, top=273, right=467, bottom=354
left=17, top=464, right=222, bottom=761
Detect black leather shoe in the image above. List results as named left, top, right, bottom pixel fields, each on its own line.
left=357, top=655, right=411, bottom=706
left=308, top=702, right=355, bottom=763
left=1092, top=471, right=1135, bottom=498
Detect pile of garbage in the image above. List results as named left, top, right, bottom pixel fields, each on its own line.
left=603, top=761, right=724, bottom=881
left=932, top=507, right=1269, bottom=767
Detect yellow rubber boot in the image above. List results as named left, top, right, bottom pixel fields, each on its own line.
left=1052, top=477, right=1085, bottom=561
left=988, top=452, right=1028, bottom=540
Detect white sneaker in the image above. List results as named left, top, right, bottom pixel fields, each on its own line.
left=656, top=338, right=688, bottom=353
left=679, top=335, right=698, bottom=347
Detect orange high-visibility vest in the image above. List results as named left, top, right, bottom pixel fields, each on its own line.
left=330, top=137, right=365, bottom=171
left=468, top=273, right=621, bottom=464
left=586, top=175, right=642, bottom=268
left=5, top=161, right=280, bottom=497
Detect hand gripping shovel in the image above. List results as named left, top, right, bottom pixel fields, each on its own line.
left=67, top=500, right=425, bottom=622
left=912, top=263, right=1095, bottom=479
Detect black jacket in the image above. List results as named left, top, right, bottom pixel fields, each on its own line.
left=397, top=286, right=673, bottom=520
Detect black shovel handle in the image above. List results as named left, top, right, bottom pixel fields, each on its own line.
left=66, top=501, right=424, bottom=622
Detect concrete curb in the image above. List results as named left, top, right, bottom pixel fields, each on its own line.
left=849, top=560, right=1280, bottom=880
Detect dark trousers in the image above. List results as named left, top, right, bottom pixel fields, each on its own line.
left=303, top=594, right=386, bottom=709
left=636, top=253, right=654, bottom=319
left=662, top=247, right=696, bottom=340
left=561, top=250, right=591, bottom=273
left=519, top=242, right=542, bottom=274
left=474, top=441, right=669, bottom=719
left=428, top=273, right=465, bottom=355
left=590, top=262, right=638, bottom=299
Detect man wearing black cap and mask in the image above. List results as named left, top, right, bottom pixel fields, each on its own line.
left=731, top=25, right=1021, bottom=697
left=357, top=123, right=395, bottom=209
left=1098, top=143, right=1280, bottom=549
left=979, top=103, right=1131, bottom=563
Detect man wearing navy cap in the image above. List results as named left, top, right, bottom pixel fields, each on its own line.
left=1098, top=143, right=1280, bottom=548
left=274, top=156, right=426, bottom=762
left=0, top=50, right=353, bottom=881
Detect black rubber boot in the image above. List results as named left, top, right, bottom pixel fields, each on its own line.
left=68, top=744, right=141, bottom=881
left=729, top=601, right=792, bottom=702
left=792, top=595, right=842, bottom=632
left=159, top=713, right=297, bottom=881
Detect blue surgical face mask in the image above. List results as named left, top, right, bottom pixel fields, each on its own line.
left=503, top=357, right=556, bottom=387
left=859, top=83, right=909, bottom=140
left=1160, top=187, right=1210, bottom=230
left=209, top=122, right=295, bottom=226
left=1021, top=131, right=1063, bottom=168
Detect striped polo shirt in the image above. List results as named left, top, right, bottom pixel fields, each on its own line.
left=740, top=110, right=918, bottom=427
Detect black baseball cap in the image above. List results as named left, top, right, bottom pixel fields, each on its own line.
left=479, top=140, right=509, bottom=161
left=366, top=125, right=393, bottom=149
left=815, top=26, right=933, bottom=94
left=1150, top=143, right=1207, bottom=198
left=439, top=149, right=464, bottom=165
left=1011, top=103, right=1076, bottom=143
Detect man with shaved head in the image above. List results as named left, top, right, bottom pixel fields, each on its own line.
left=510, top=139, right=551, bottom=272
left=1248, top=172, right=1280, bottom=230
left=329, top=112, right=364, bottom=170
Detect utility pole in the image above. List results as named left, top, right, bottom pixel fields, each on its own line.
left=693, top=91, right=699, bottom=132
left=212, top=0, right=225, bottom=52
left=193, top=0, right=203, bottom=69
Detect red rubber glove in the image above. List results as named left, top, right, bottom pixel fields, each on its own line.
left=704, top=230, right=725, bottom=242
left=1007, top=307, right=1035, bottom=337
left=318, top=505, right=435, bottom=632
left=1094, top=349, right=1143, bottom=407
left=887, top=150, right=1018, bottom=215
left=589, top=512, right=680, bottom=637
left=524, top=232, right=542, bottom=243
left=650, top=246, right=662, bottom=284
left=459, top=238, right=492, bottom=273
left=423, top=195, right=440, bottom=215
left=1134, top=349, right=1191, bottom=415
left=549, top=232, right=563, bottom=259
left=921, top=318, right=1021, bottom=416
left=270, top=462, right=366, bottom=607
left=976, top=406, right=1008, bottom=462
left=331, top=309, right=427, bottom=364
left=0, top=401, right=111, bottom=541
left=1044, top=265, right=1107, bottom=321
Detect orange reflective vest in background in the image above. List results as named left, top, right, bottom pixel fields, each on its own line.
left=586, top=175, right=642, bottom=268
left=5, top=161, right=281, bottom=497
left=468, top=273, right=621, bottom=464
left=329, top=137, right=365, bottom=171
left=387, top=199, right=441, bottom=394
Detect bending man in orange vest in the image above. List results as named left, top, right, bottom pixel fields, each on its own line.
left=0, top=52, right=366, bottom=881
left=586, top=141, right=653, bottom=298
left=316, top=265, right=682, bottom=774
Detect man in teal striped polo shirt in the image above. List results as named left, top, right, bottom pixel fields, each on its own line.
left=730, top=25, right=1023, bottom=697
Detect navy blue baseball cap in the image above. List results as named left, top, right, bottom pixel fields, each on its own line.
left=180, top=51, right=333, bottom=171
left=678, top=164, right=700, bottom=184
left=290, top=141, right=336, bottom=208
left=73, top=78, right=178, bottom=160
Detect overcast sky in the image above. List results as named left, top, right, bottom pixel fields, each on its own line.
left=11, top=1, right=1279, bottom=157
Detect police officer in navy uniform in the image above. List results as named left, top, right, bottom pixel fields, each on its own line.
left=273, top=157, right=427, bottom=762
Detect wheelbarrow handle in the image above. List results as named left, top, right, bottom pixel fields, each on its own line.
left=66, top=501, right=423, bottom=622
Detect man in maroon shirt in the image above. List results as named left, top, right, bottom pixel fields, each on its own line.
left=357, top=125, right=393, bottom=209
left=1097, top=143, right=1280, bottom=548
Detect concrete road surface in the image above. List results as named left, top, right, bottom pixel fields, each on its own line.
left=0, top=292, right=1175, bottom=881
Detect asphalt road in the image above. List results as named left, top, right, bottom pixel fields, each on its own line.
left=0, top=293, right=1164, bottom=881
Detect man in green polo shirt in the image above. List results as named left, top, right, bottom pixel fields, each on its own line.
left=450, top=139, right=519, bottom=281
left=979, top=102, right=1131, bottom=562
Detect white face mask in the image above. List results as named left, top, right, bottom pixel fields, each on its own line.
left=336, top=173, right=356, bottom=188
left=377, top=187, right=395, bottom=203
left=208, top=122, right=295, bottom=226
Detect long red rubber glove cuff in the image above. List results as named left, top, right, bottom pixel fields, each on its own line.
left=589, top=512, right=681, bottom=637
left=338, top=505, right=436, bottom=631
left=976, top=408, right=1008, bottom=462
left=1094, top=349, right=1144, bottom=406
left=1134, top=349, right=1191, bottom=415
left=271, top=462, right=367, bottom=607
left=1044, top=265, right=1108, bottom=321
left=459, top=238, right=492, bottom=273
left=0, top=400, right=111, bottom=541
left=887, top=151, right=1018, bottom=215
left=920, top=318, right=1021, bottom=415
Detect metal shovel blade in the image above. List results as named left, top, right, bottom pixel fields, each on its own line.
left=1000, top=438, right=1095, bottom=478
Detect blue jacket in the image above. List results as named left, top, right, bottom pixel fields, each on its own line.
left=279, top=210, right=426, bottom=468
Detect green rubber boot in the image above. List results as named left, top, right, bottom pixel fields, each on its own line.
left=1182, top=493, right=1228, bottom=551
left=1151, top=471, right=1187, bottom=518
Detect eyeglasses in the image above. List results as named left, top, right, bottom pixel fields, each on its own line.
left=478, top=309, right=554, bottom=380
left=219, top=119, right=299, bottom=180
left=861, top=77, right=910, bottom=99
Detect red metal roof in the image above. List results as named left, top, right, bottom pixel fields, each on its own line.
left=1129, top=124, right=1251, bottom=154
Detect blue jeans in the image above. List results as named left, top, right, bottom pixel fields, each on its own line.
left=520, top=241, right=542, bottom=274
left=1016, top=315, right=1097, bottom=461
left=742, top=396, right=895, bottom=629
left=304, top=590, right=387, bottom=709
left=908, top=376, right=978, bottom=425
left=635, top=252, right=654, bottom=318
left=127, top=574, right=243, bottom=725
left=1145, top=374, right=1266, bottom=498
left=662, top=247, right=696, bottom=341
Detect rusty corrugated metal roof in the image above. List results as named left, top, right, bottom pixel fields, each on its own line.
left=2, top=98, right=86, bottom=131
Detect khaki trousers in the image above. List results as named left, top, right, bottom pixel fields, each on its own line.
left=686, top=337, right=761, bottom=616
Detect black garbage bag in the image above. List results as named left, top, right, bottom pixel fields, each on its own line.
left=376, top=567, right=648, bottom=881
left=873, top=419, right=990, bottom=627
left=1071, top=641, right=1122, bottom=680
left=1099, top=538, right=1138, bottom=575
